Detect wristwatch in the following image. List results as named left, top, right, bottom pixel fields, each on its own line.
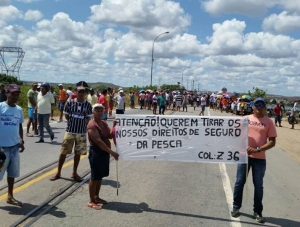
left=20, top=140, right=24, bottom=145
left=256, top=147, right=261, bottom=152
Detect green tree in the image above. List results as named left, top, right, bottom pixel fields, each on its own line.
left=0, top=73, right=23, bottom=85
left=160, top=84, right=181, bottom=91
left=247, top=87, right=267, bottom=99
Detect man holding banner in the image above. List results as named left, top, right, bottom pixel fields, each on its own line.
left=231, top=97, right=277, bottom=224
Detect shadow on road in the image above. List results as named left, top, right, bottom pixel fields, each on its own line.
left=102, top=202, right=265, bottom=226
left=82, top=179, right=121, bottom=189
left=0, top=203, right=66, bottom=218
left=242, top=212, right=300, bottom=227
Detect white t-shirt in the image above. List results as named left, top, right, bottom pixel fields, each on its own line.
left=66, top=89, right=73, bottom=101
left=153, top=95, right=158, bottom=103
left=37, top=92, right=55, bottom=114
left=201, top=97, right=206, bottom=106
left=115, top=95, right=125, bottom=110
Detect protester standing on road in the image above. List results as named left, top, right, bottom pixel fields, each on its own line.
left=35, top=83, right=55, bottom=143
left=50, top=86, right=92, bottom=182
left=273, top=103, right=282, bottom=127
left=158, top=92, right=166, bottom=115
left=290, top=105, right=297, bottom=129
left=0, top=83, right=7, bottom=102
left=107, top=87, right=115, bottom=117
left=50, top=86, right=57, bottom=121
left=129, top=91, right=135, bottom=109
left=231, top=97, right=277, bottom=224
left=57, top=84, right=68, bottom=122
left=66, top=86, right=73, bottom=102
left=114, top=90, right=125, bottom=114
left=182, top=93, right=188, bottom=112
left=152, top=92, right=158, bottom=115
left=279, top=101, right=285, bottom=119
left=87, top=88, right=98, bottom=106
left=199, top=95, right=206, bottom=116
left=86, top=104, right=119, bottom=210
left=0, top=84, right=25, bottom=207
left=26, top=83, right=38, bottom=137
left=98, top=89, right=108, bottom=120
left=175, top=93, right=182, bottom=111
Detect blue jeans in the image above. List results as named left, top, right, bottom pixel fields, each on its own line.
left=159, top=105, right=165, bottom=115
left=38, top=113, right=54, bottom=140
left=274, top=115, right=281, bottom=124
left=233, top=157, right=266, bottom=214
left=0, top=144, right=20, bottom=180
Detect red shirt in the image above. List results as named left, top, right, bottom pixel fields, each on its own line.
left=273, top=105, right=281, bottom=116
left=98, top=94, right=108, bottom=110
left=71, top=93, right=77, bottom=100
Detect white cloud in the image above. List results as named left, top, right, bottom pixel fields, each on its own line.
left=24, top=10, right=43, bottom=21
left=0, top=5, right=22, bottom=23
left=200, top=19, right=300, bottom=59
left=202, top=0, right=276, bottom=17
left=90, top=0, right=191, bottom=38
left=263, top=11, right=300, bottom=33
left=202, top=0, right=300, bottom=17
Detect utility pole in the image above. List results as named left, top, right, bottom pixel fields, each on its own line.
left=192, top=80, right=194, bottom=91
left=187, top=79, right=188, bottom=90
left=198, top=83, right=200, bottom=92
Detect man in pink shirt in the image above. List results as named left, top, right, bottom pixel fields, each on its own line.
left=231, top=97, right=277, bottom=224
left=98, top=89, right=108, bottom=120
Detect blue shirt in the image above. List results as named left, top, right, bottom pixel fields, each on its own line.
left=0, top=102, right=24, bottom=147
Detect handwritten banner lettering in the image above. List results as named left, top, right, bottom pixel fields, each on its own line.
left=115, top=115, right=248, bottom=164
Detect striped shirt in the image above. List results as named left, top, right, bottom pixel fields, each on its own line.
left=176, top=95, right=182, bottom=102
left=63, top=99, right=93, bottom=134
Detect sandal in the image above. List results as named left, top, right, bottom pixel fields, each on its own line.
left=26, top=133, right=33, bottom=137
left=87, top=202, right=102, bottom=210
left=7, top=198, right=23, bottom=207
left=71, top=175, right=83, bottom=182
left=49, top=175, right=61, bottom=181
left=95, top=197, right=108, bottom=204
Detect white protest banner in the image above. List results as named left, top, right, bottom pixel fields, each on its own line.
left=115, top=115, right=248, bottom=164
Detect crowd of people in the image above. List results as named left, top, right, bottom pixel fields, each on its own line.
left=137, top=90, right=210, bottom=115
left=0, top=82, right=296, bottom=222
left=0, top=82, right=125, bottom=209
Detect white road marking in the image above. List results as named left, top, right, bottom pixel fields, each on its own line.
left=207, top=108, right=242, bottom=227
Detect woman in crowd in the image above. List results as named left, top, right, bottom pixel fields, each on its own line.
left=87, top=103, right=119, bottom=210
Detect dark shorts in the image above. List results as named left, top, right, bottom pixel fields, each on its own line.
left=58, top=101, right=66, bottom=111
left=88, top=146, right=110, bottom=180
left=116, top=109, right=124, bottom=114
left=140, top=99, right=145, bottom=106
left=201, top=105, right=206, bottom=111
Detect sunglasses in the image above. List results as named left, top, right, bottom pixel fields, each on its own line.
left=254, top=103, right=265, bottom=108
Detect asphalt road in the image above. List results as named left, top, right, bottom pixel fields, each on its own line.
left=0, top=106, right=300, bottom=227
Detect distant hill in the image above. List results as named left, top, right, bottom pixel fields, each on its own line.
left=22, top=81, right=121, bottom=90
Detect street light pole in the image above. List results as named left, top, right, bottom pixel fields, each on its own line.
left=181, top=67, right=190, bottom=89
left=150, top=31, right=169, bottom=88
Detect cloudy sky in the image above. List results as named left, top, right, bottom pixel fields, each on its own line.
left=0, top=0, right=300, bottom=95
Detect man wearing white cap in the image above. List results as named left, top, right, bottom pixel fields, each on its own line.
left=114, top=90, right=125, bottom=114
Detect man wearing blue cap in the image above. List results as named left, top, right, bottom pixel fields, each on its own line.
left=231, top=97, right=277, bottom=223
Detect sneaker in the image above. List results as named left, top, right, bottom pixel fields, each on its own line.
left=50, top=134, right=54, bottom=141
left=231, top=208, right=240, bottom=218
left=35, top=139, right=44, bottom=143
left=253, top=212, right=265, bottom=223
left=57, top=120, right=62, bottom=123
